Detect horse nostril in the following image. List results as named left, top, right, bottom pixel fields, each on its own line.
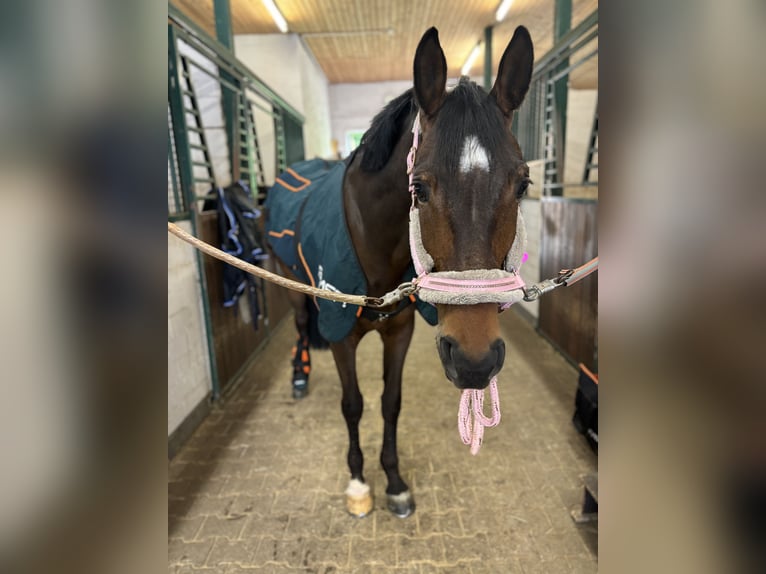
left=438, top=336, right=458, bottom=381
left=490, top=339, right=506, bottom=377
left=439, top=336, right=452, bottom=360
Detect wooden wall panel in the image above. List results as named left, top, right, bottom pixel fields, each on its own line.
left=199, top=210, right=291, bottom=391
left=538, top=197, right=597, bottom=370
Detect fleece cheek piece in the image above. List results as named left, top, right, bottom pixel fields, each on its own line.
left=409, top=208, right=527, bottom=275
left=408, top=208, right=528, bottom=306
left=504, top=210, right=527, bottom=273
left=408, top=206, right=434, bottom=275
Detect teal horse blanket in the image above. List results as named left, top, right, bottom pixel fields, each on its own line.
left=264, top=158, right=437, bottom=342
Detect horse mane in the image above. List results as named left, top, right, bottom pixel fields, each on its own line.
left=358, top=89, right=416, bottom=173
left=357, top=79, right=511, bottom=175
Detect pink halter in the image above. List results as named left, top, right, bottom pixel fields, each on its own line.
left=406, top=111, right=524, bottom=454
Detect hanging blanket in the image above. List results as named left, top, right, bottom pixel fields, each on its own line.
left=265, top=158, right=437, bottom=342
left=205, top=180, right=268, bottom=330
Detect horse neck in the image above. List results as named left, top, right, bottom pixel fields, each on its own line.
left=344, top=130, right=413, bottom=296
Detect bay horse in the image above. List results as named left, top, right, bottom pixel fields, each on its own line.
left=270, top=26, right=533, bottom=517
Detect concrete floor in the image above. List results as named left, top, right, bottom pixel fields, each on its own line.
left=169, top=309, right=597, bottom=573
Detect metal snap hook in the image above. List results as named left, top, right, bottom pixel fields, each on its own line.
left=556, top=268, right=574, bottom=285
left=522, top=286, right=541, bottom=302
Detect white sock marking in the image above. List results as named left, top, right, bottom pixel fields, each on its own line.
left=345, top=478, right=370, bottom=498
left=459, top=136, right=490, bottom=173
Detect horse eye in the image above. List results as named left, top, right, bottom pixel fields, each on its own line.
left=413, top=182, right=430, bottom=203
left=516, top=179, right=530, bottom=199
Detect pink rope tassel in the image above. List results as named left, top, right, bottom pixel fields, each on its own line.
left=458, top=377, right=501, bottom=455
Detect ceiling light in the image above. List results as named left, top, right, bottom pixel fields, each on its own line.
left=495, top=0, right=514, bottom=22
left=262, top=0, right=288, bottom=33
left=302, top=28, right=395, bottom=38
left=461, top=43, right=481, bottom=76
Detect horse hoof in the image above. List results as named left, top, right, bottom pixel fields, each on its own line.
left=345, top=479, right=373, bottom=518
left=292, top=378, right=308, bottom=399
left=386, top=491, right=415, bottom=518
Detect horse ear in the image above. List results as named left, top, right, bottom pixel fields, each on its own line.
left=413, top=27, right=447, bottom=117
left=490, top=26, right=534, bottom=118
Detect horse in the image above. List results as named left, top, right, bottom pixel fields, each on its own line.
left=265, top=26, right=534, bottom=518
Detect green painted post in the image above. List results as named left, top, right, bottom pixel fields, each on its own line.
left=483, top=26, right=493, bottom=91
left=168, top=24, right=221, bottom=400
left=553, top=0, right=572, bottom=196
left=214, top=0, right=240, bottom=183
left=213, top=0, right=233, bottom=49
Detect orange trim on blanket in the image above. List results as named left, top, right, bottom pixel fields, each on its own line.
left=578, top=363, right=598, bottom=384
left=268, top=229, right=295, bottom=238
left=275, top=168, right=311, bottom=192
left=297, top=242, right=319, bottom=309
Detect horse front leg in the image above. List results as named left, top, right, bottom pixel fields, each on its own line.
left=380, top=310, right=416, bottom=517
left=330, top=332, right=372, bottom=517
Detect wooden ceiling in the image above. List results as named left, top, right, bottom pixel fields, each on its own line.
left=173, top=0, right=597, bottom=88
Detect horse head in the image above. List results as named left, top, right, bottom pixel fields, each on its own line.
left=410, top=27, right=534, bottom=390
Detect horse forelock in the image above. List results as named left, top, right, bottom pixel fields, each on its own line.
left=432, top=79, right=519, bottom=181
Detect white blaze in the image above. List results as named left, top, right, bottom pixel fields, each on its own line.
left=459, top=136, right=490, bottom=173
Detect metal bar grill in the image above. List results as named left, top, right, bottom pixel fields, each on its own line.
left=515, top=8, right=598, bottom=195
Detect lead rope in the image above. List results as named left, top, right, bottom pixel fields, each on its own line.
left=458, top=377, right=501, bottom=455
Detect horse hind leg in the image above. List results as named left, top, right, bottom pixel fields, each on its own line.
left=331, top=335, right=373, bottom=517
left=287, top=290, right=312, bottom=399
left=380, top=312, right=416, bottom=518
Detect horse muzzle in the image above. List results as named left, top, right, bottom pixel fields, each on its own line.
left=437, top=336, right=506, bottom=390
